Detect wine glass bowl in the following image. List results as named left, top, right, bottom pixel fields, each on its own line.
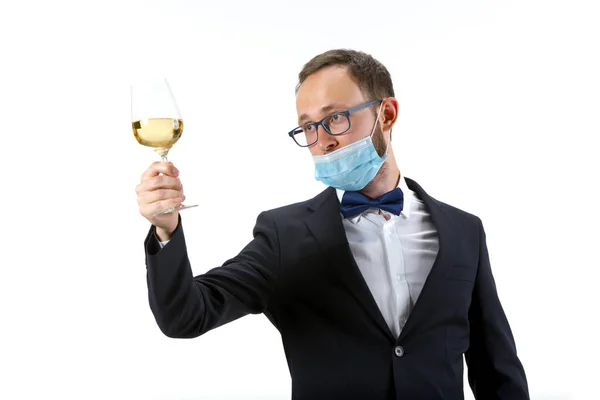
left=132, top=117, right=183, bottom=160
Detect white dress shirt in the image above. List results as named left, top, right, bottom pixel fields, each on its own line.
left=157, top=175, right=439, bottom=338
left=336, top=175, right=439, bottom=338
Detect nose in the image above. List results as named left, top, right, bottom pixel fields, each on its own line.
left=317, top=129, right=338, bottom=154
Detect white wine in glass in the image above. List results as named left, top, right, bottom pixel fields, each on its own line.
left=132, top=117, right=183, bottom=159
left=131, top=78, right=198, bottom=217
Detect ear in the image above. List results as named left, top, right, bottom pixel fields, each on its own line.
left=380, top=97, right=399, bottom=133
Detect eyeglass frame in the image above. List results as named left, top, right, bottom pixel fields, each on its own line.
left=288, top=99, right=383, bottom=147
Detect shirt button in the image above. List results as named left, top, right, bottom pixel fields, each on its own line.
left=394, top=346, right=404, bottom=358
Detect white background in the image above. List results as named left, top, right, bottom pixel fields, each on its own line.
left=1, top=0, right=598, bottom=399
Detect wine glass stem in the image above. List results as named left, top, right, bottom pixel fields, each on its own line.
left=157, top=148, right=169, bottom=161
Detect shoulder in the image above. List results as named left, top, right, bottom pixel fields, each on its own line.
left=438, top=199, right=482, bottom=225
left=407, top=176, right=483, bottom=231
left=262, top=187, right=335, bottom=221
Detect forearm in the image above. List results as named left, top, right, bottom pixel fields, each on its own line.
left=466, top=293, right=529, bottom=399
left=145, top=221, right=206, bottom=338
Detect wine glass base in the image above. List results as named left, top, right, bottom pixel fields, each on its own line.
left=152, top=204, right=198, bottom=217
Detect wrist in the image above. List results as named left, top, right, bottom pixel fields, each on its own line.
left=155, top=226, right=174, bottom=242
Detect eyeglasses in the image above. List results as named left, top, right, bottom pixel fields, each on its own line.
left=288, top=99, right=383, bottom=147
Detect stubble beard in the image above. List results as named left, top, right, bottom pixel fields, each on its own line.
left=361, top=125, right=391, bottom=192
left=371, top=124, right=387, bottom=157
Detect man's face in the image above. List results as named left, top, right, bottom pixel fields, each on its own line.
left=295, top=66, right=383, bottom=156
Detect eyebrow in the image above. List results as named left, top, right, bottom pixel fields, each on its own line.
left=298, top=103, right=346, bottom=124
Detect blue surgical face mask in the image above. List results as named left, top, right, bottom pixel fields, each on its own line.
left=312, top=103, right=387, bottom=191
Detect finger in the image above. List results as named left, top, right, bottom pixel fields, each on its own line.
left=137, top=189, right=183, bottom=205
left=136, top=176, right=182, bottom=194
left=141, top=161, right=179, bottom=181
left=140, top=197, right=184, bottom=217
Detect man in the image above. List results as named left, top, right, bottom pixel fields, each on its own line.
left=136, top=49, right=529, bottom=399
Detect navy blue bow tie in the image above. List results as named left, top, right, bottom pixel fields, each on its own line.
left=340, top=188, right=404, bottom=219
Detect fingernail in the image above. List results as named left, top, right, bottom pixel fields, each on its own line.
left=182, top=195, right=186, bottom=201
left=172, top=167, right=179, bottom=175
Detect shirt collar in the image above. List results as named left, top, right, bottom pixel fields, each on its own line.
left=336, top=174, right=413, bottom=222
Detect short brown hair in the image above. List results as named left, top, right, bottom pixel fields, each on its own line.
left=296, top=49, right=395, bottom=101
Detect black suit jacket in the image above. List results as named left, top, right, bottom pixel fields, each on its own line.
left=144, top=177, right=529, bottom=399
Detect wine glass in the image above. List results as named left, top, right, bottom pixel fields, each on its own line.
left=131, top=78, right=198, bottom=217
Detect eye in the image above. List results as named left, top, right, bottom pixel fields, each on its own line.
left=302, top=124, right=315, bottom=133
left=329, top=113, right=345, bottom=124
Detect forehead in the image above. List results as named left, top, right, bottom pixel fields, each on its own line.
left=295, top=65, right=365, bottom=117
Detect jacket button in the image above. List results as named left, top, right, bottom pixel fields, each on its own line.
left=394, top=346, right=404, bottom=357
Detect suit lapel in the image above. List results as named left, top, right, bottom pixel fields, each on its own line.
left=304, top=187, right=396, bottom=342
left=397, top=177, right=454, bottom=342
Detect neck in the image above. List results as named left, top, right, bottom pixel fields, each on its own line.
left=359, top=153, right=401, bottom=199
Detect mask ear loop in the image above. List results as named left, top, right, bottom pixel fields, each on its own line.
left=369, top=100, right=389, bottom=156
left=369, top=101, right=384, bottom=138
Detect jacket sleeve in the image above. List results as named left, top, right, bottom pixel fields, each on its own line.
left=465, top=218, right=529, bottom=399
left=144, top=211, right=280, bottom=338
